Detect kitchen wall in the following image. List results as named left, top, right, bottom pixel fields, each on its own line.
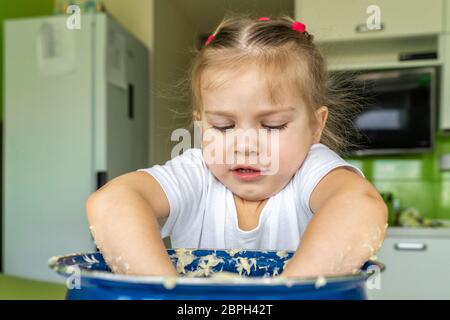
left=346, top=133, right=450, bottom=220
left=149, top=0, right=199, bottom=166
left=103, top=0, right=197, bottom=166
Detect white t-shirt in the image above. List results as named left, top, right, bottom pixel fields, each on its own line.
left=137, top=143, right=364, bottom=251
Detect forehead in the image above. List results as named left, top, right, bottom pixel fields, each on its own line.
left=200, top=63, right=303, bottom=111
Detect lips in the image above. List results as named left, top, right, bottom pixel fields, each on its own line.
left=230, top=165, right=263, bottom=181
left=231, top=165, right=261, bottom=173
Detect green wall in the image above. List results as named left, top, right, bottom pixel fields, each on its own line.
left=346, top=133, right=450, bottom=220
left=0, top=0, right=54, bottom=122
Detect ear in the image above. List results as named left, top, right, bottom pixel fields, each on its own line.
left=312, top=106, right=328, bottom=143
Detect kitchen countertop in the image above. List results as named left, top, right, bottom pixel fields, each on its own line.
left=388, top=226, right=450, bottom=238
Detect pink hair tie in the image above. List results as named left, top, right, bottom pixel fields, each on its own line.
left=291, top=21, right=306, bottom=33
left=205, top=34, right=215, bottom=46
left=258, top=16, right=270, bottom=21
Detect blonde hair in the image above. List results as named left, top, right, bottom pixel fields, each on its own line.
left=184, top=14, right=362, bottom=155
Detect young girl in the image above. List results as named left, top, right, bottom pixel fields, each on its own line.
left=86, top=15, right=388, bottom=279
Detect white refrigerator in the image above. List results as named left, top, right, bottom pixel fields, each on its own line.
left=3, top=13, right=149, bottom=282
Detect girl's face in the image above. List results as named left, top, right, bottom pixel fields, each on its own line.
left=200, top=65, right=328, bottom=201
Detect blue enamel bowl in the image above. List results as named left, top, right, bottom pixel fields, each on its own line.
left=48, top=249, right=384, bottom=300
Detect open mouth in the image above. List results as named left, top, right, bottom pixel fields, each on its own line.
left=234, top=168, right=260, bottom=173
left=230, top=166, right=263, bottom=181
left=231, top=166, right=261, bottom=173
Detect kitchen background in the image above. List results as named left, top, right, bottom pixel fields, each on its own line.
left=1, top=0, right=449, bottom=299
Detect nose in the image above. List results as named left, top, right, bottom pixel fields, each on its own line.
left=233, top=128, right=258, bottom=158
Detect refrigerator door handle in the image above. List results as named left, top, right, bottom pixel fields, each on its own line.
left=96, top=171, right=108, bottom=190
left=128, top=83, right=134, bottom=119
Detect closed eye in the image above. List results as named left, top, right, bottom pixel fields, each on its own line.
left=262, top=123, right=288, bottom=130
left=211, top=123, right=288, bottom=131
left=212, top=125, right=235, bottom=132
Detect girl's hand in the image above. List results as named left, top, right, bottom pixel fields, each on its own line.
left=86, top=172, right=178, bottom=277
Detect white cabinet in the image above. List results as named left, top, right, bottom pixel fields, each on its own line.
left=446, top=0, right=450, bottom=33
left=368, top=229, right=450, bottom=300
left=441, top=34, right=450, bottom=131
left=295, top=0, right=444, bottom=42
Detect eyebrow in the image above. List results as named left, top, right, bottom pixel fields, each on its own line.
left=204, top=107, right=296, bottom=117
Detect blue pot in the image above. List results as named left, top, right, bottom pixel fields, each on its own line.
left=48, top=249, right=384, bottom=300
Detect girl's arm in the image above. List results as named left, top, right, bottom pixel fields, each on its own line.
left=85, top=172, right=178, bottom=276
left=281, top=167, right=388, bottom=278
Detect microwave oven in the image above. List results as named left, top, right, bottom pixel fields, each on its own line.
left=340, top=67, right=437, bottom=155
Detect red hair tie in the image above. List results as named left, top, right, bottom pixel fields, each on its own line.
left=205, top=34, right=215, bottom=46
left=258, top=16, right=270, bottom=21
left=291, top=21, right=306, bottom=33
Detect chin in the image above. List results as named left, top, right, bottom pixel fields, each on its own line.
left=231, top=185, right=274, bottom=201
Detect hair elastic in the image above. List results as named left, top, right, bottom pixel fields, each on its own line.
left=291, top=21, right=306, bottom=33
left=205, top=34, right=215, bottom=46
left=205, top=19, right=308, bottom=47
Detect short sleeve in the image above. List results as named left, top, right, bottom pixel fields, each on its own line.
left=292, top=143, right=365, bottom=217
left=136, top=148, right=207, bottom=238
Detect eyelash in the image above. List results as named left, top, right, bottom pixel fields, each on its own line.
left=212, top=124, right=288, bottom=132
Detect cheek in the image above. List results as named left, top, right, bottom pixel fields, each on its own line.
left=206, top=163, right=229, bottom=182
left=277, top=143, right=301, bottom=173
left=276, top=131, right=311, bottom=173
left=201, top=129, right=230, bottom=164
